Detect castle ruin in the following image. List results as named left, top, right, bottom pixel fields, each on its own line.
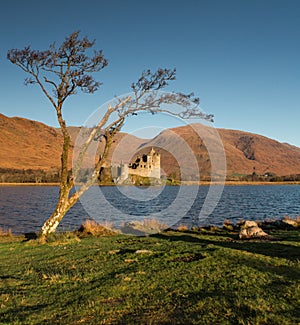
left=111, top=148, right=160, bottom=184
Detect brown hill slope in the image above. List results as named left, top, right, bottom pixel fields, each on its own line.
left=0, top=114, right=145, bottom=171
left=1, top=114, right=299, bottom=178
left=0, top=113, right=64, bottom=170
left=139, top=124, right=300, bottom=178
left=218, top=128, right=300, bottom=176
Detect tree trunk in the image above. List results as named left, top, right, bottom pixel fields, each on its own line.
left=40, top=106, right=73, bottom=237
left=40, top=188, right=71, bottom=236
left=40, top=182, right=80, bottom=237
left=40, top=204, right=69, bottom=236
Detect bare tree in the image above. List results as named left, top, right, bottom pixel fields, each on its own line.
left=7, top=31, right=213, bottom=237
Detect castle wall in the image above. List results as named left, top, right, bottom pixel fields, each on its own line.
left=112, top=148, right=160, bottom=183
left=128, top=148, right=160, bottom=179
left=111, top=163, right=129, bottom=183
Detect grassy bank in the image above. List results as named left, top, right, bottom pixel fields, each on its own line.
left=0, top=227, right=299, bottom=324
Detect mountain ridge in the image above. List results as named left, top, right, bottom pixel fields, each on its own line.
left=1, top=114, right=299, bottom=180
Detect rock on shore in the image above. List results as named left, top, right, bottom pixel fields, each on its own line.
left=239, top=220, right=269, bottom=239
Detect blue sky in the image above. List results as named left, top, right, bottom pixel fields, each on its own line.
left=0, top=0, right=299, bottom=146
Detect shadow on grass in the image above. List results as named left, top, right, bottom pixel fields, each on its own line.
left=153, top=231, right=300, bottom=262
left=151, top=231, right=300, bottom=323
left=23, top=232, right=38, bottom=241
left=113, top=285, right=300, bottom=325
left=0, top=304, right=50, bottom=324
left=208, top=238, right=300, bottom=262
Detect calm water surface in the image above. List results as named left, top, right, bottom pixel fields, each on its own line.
left=0, top=185, right=299, bottom=234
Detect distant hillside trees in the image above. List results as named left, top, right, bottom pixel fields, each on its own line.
left=8, top=31, right=212, bottom=237
left=0, top=168, right=60, bottom=183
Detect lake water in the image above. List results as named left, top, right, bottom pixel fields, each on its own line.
left=0, top=185, right=299, bottom=234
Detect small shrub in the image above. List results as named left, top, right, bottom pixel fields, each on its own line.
left=282, top=215, right=300, bottom=228
left=78, top=220, right=117, bottom=237
left=176, top=225, right=189, bottom=232
left=143, top=218, right=167, bottom=231
left=283, top=215, right=300, bottom=222
left=0, top=227, right=12, bottom=237
left=223, top=219, right=233, bottom=230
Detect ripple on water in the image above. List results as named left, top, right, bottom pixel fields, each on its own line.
left=0, top=185, right=299, bottom=233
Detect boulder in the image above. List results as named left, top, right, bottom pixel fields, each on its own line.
left=239, top=220, right=269, bottom=239
left=242, top=220, right=258, bottom=228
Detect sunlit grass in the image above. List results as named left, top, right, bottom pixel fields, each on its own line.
left=0, top=227, right=299, bottom=324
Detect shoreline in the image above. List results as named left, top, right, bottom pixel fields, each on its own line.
left=0, top=182, right=60, bottom=186
left=1, top=215, right=299, bottom=237
left=1, top=181, right=300, bottom=186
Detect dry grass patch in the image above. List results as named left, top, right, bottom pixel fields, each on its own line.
left=176, top=225, right=189, bottom=232
left=120, top=218, right=168, bottom=235
left=142, top=218, right=167, bottom=231
left=77, top=220, right=117, bottom=237
left=0, top=227, right=12, bottom=237
left=282, top=215, right=300, bottom=228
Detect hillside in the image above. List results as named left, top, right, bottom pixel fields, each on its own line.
left=142, top=124, right=300, bottom=179
left=218, top=128, right=300, bottom=176
left=1, top=114, right=300, bottom=181
left=0, top=113, right=65, bottom=170
left=0, top=114, right=145, bottom=170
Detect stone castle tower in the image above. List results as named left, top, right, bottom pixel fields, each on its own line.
left=111, top=148, right=161, bottom=183
left=128, top=147, right=161, bottom=179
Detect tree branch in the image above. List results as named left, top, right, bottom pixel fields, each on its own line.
left=73, top=96, right=131, bottom=180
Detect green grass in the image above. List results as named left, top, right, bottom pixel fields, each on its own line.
left=0, top=229, right=299, bottom=324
